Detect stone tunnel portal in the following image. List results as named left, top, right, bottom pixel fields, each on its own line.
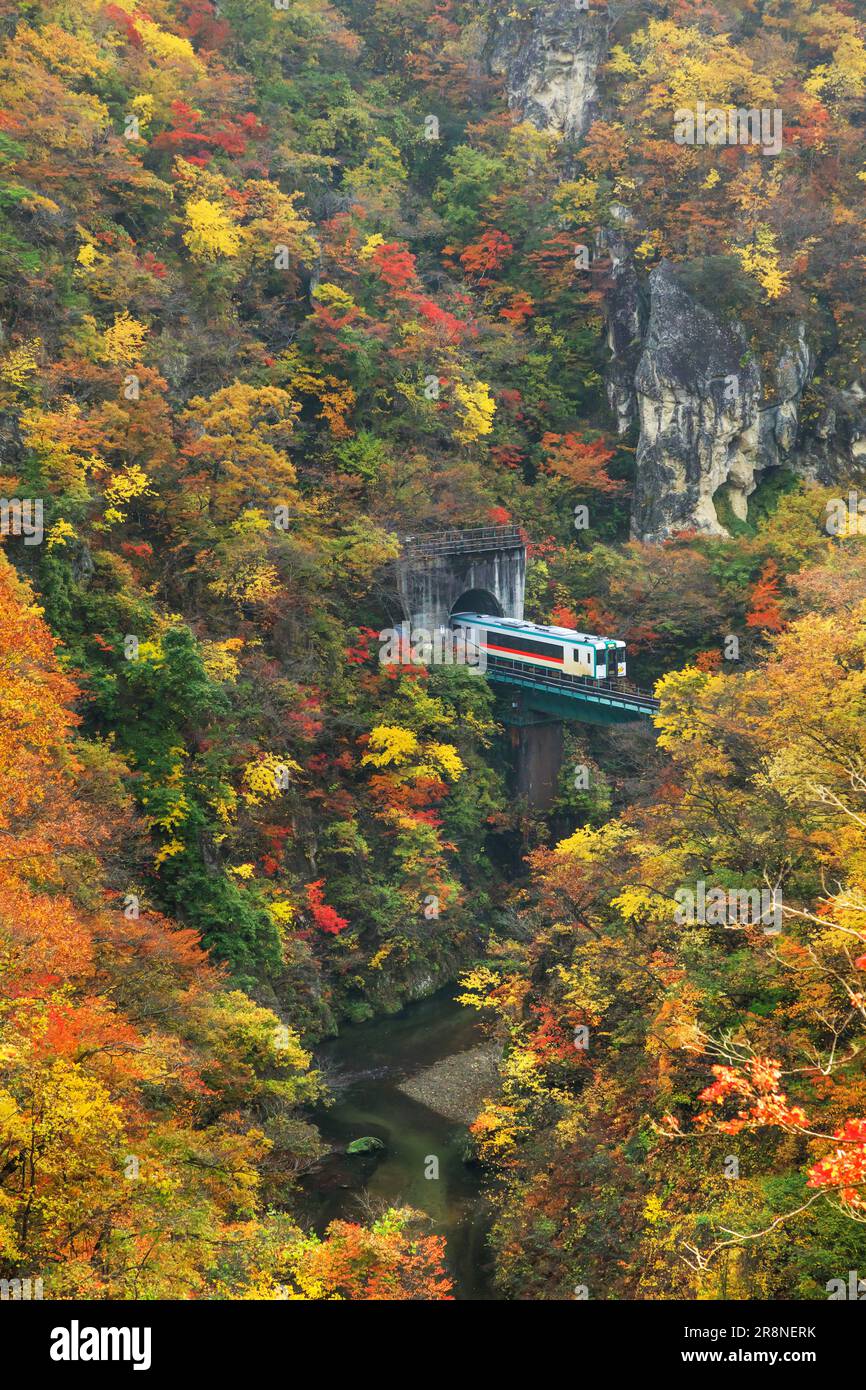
left=396, top=525, right=526, bottom=633
left=450, top=588, right=503, bottom=619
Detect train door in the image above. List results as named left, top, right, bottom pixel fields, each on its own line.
left=569, top=643, right=594, bottom=677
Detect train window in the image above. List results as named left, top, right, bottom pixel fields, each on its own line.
left=485, top=630, right=564, bottom=660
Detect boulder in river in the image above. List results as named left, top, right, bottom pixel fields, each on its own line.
left=345, top=1136, right=386, bottom=1155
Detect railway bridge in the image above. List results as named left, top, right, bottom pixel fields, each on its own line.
left=396, top=525, right=659, bottom=806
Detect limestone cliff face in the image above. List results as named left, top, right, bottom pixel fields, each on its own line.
left=795, top=385, right=866, bottom=485
left=485, top=2, right=607, bottom=141
left=597, top=223, right=644, bottom=436
left=632, top=263, right=810, bottom=542
left=482, top=5, right=863, bottom=540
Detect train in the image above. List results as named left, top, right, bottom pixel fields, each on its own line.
left=450, top=612, right=627, bottom=682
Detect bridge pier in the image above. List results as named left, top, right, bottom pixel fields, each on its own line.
left=511, top=718, right=565, bottom=811
left=498, top=688, right=566, bottom=811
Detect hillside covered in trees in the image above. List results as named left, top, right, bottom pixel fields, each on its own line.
left=2, top=0, right=866, bottom=1303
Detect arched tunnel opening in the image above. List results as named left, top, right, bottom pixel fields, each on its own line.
left=450, top=588, right=503, bottom=619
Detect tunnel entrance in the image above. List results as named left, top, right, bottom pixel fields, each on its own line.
left=450, top=588, right=503, bottom=618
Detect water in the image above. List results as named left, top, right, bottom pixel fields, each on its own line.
left=300, top=989, right=496, bottom=1300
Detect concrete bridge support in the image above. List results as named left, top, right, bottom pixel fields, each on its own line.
left=511, top=720, right=565, bottom=812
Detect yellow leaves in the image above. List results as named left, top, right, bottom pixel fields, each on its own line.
left=230, top=508, right=272, bottom=536
left=184, top=196, right=243, bottom=261
left=142, top=749, right=190, bottom=842
left=733, top=225, right=790, bottom=301
left=99, top=312, right=148, bottom=365
left=201, top=637, right=245, bottom=684
left=416, top=741, right=465, bottom=783
left=243, top=183, right=319, bottom=267
left=211, top=791, right=237, bottom=825
left=368, top=941, right=396, bottom=971
left=643, top=1194, right=666, bottom=1225
left=634, top=231, right=663, bottom=262
left=502, top=120, right=561, bottom=178
left=608, top=44, right=640, bottom=77
left=611, top=885, right=678, bottom=927
left=76, top=241, right=98, bottom=268
left=210, top=562, right=282, bottom=606
left=177, top=164, right=317, bottom=268
left=458, top=965, right=529, bottom=1021
left=46, top=519, right=76, bottom=550
left=362, top=725, right=420, bottom=768
left=362, top=727, right=464, bottom=781
left=552, top=956, right=613, bottom=1022
left=312, top=282, right=359, bottom=312
left=18, top=401, right=99, bottom=494
left=19, top=403, right=97, bottom=494
left=552, top=178, right=600, bottom=223
left=702, top=168, right=721, bottom=190
left=20, top=193, right=59, bottom=219
left=453, top=380, right=495, bottom=444
left=620, top=17, right=775, bottom=110
left=18, top=22, right=111, bottom=82
left=457, top=965, right=503, bottom=1010
left=554, top=820, right=634, bottom=862
left=136, top=17, right=205, bottom=73
left=344, top=137, right=408, bottom=210
left=154, top=838, right=184, bottom=866
left=359, top=233, right=386, bottom=260
left=131, top=93, right=155, bottom=132
left=502, top=1041, right=545, bottom=1094
left=104, top=463, right=154, bottom=505
left=182, top=381, right=300, bottom=522
left=279, top=352, right=356, bottom=438
left=653, top=665, right=714, bottom=749
left=149, top=793, right=189, bottom=834
left=242, top=753, right=302, bottom=805
left=805, top=33, right=866, bottom=101
left=269, top=900, right=296, bottom=929
left=470, top=1102, right=522, bottom=1159
left=96, top=463, right=155, bottom=529
left=0, top=338, right=41, bottom=390
left=229, top=863, right=255, bottom=880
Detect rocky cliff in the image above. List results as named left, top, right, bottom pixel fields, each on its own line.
left=632, top=263, right=810, bottom=541
left=485, top=1, right=607, bottom=141
left=483, top=2, right=865, bottom=541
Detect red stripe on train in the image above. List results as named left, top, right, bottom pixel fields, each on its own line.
left=483, top=641, right=565, bottom=664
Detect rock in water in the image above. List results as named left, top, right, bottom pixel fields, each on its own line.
left=345, top=1136, right=386, bottom=1155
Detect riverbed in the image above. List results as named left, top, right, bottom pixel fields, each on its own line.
left=300, top=989, right=497, bottom=1300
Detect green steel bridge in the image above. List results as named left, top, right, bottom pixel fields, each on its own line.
left=484, top=657, right=661, bottom=727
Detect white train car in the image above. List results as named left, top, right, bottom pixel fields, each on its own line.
left=451, top=613, right=627, bottom=681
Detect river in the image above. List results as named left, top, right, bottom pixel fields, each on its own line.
left=300, top=988, right=496, bottom=1300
